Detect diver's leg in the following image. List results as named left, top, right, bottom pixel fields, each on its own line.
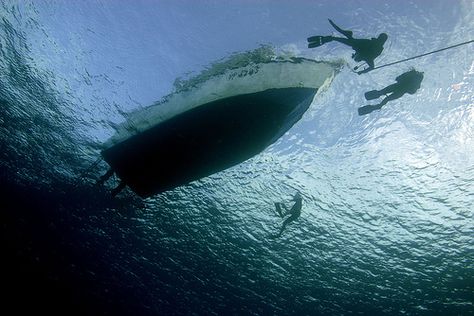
left=378, top=83, right=398, bottom=95
left=111, top=181, right=126, bottom=197
left=358, top=91, right=404, bottom=116
left=276, top=223, right=286, bottom=238
left=276, top=214, right=298, bottom=237
left=366, top=59, right=375, bottom=71
left=365, top=83, right=398, bottom=101
left=379, top=90, right=404, bottom=106
left=97, top=168, right=114, bottom=185
left=328, top=19, right=353, bottom=38
left=285, top=213, right=299, bottom=225
left=330, top=37, right=354, bottom=47
left=275, top=203, right=289, bottom=218
left=276, top=219, right=289, bottom=237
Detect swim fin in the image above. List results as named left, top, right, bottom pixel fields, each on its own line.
left=364, top=90, right=381, bottom=100
left=307, top=35, right=322, bottom=42
left=358, top=104, right=382, bottom=116
left=307, top=36, right=323, bottom=48
left=307, top=36, right=331, bottom=48
left=328, top=19, right=353, bottom=38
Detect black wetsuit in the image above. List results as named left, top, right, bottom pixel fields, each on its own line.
left=275, top=198, right=302, bottom=237
left=307, top=19, right=387, bottom=74
left=359, top=70, right=424, bottom=115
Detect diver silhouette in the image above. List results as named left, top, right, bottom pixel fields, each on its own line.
left=97, top=168, right=114, bottom=185
left=272, top=192, right=302, bottom=238
left=96, top=168, right=126, bottom=197
left=307, top=19, right=388, bottom=74
left=358, top=69, right=424, bottom=116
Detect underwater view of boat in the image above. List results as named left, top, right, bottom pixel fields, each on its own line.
left=101, top=57, right=340, bottom=197
left=3, top=2, right=474, bottom=315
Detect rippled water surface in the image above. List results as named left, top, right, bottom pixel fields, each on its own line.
left=1, top=1, right=473, bottom=315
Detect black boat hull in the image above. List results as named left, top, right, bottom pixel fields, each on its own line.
left=101, top=87, right=316, bottom=197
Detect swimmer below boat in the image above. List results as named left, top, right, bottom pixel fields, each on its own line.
left=99, top=57, right=340, bottom=197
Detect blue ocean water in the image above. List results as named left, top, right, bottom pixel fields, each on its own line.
left=1, top=1, right=473, bottom=315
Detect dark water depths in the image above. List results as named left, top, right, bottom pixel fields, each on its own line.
left=1, top=1, right=473, bottom=315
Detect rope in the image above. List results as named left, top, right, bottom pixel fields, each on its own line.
left=73, top=156, right=103, bottom=187
left=370, top=39, right=474, bottom=72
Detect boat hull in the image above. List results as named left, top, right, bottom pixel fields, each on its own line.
left=101, top=87, right=316, bottom=197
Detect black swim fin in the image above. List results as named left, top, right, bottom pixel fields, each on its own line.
left=364, top=90, right=381, bottom=100
left=307, top=35, right=322, bottom=42
left=307, top=36, right=324, bottom=48
left=307, top=36, right=331, bottom=48
left=358, top=104, right=382, bottom=116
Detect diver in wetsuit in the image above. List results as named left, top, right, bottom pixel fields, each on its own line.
left=358, top=69, right=424, bottom=115
left=96, top=168, right=126, bottom=197
left=273, top=192, right=303, bottom=238
left=97, top=168, right=114, bottom=186
left=307, top=19, right=388, bottom=74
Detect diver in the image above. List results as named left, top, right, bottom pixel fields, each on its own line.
left=307, top=19, right=388, bottom=74
left=96, top=168, right=126, bottom=197
left=272, top=192, right=303, bottom=238
left=111, top=181, right=126, bottom=197
left=96, top=168, right=114, bottom=186
left=358, top=69, right=424, bottom=116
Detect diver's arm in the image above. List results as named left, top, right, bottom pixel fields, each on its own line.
left=357, top=59, right=374, bottom=75
left=276, top=214, right=296, bottom=237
